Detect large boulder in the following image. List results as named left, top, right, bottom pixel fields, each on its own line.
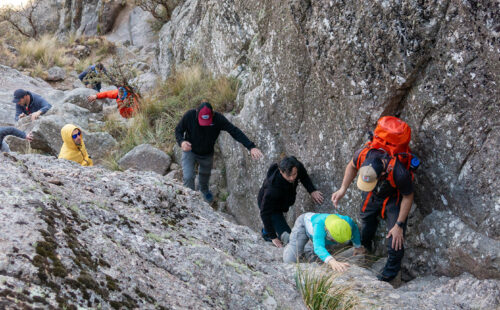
left=158, top=0, right=500, bottom=280
left=4, top=136, right=30, bottom=153
left=0, top=153, right=304, bottom=309
left=37, top=102, right=91, bottom=129
left=405, top=210, right=500, bottom=279
left=45, top=66, right=66, bottom=82
left=131, top=72, right=159, bottom=94
left=83, top=131, right=118, bottom=160
left=57, top=0, right=126, bottom=35
left=18, top=115, right=66, bottom=155
left=17, top=111, right=115, bottom=159
left=118, top=144, right=171, bottom=175
left=61, top=88, right=102, bottom=113
left=106, top=6, right=156, bottom=48
left=327, top=265, right=499, bottom=309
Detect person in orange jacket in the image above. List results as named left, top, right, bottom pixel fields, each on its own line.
left=87, top=86, right=139, bottom=118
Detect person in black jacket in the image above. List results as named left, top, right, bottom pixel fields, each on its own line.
left=175, top=101, right=263, bottom=202
left=258, top=156, right=324, bottom=248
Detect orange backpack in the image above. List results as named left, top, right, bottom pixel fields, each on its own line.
left=356, top=116, right=413, bottom=188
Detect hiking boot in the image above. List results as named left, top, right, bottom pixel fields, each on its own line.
left=376, top=273, right=393, bottom=282
left=202, top=191, right=214, bottom=203
left=280, top=232, right=290, bottom=246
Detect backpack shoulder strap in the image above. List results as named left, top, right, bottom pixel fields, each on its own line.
left=386, top=154, right=414, bottom=188
left=386, top=157, right=398, bottom=188
left=356, top=144, right=371, bottom=170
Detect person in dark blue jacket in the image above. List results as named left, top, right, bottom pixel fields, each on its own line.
left=78, top=63, right=108, bottom=91
left=13, top=89, right=52, bottom=122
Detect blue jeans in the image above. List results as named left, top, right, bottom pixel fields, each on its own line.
left=261, top=213, right=291, bottom=242
left=181, top=151, right=213, bottom=193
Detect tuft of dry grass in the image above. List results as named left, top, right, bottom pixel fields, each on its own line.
left=17, top=34, right=70, bottom=69
left=0, top=23, right=117, bottom=80
left=74, top=57, right=94, bottom=74
left=296, top=265, right=358, bottom=310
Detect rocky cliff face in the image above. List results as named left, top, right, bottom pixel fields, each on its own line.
left=56, top=0, right=125, bottom=36
left=157, top=0, right=500, bottom=279
left=1, top=0, right=499, bottom=308
left=34, top=0, right=151, bottom=41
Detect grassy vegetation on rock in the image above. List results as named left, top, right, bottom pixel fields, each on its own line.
left=0, top=21, right=116, bottom=80
left=296, top=265, right=357, bottom=310
left=103, top=64, right=240, bottom=169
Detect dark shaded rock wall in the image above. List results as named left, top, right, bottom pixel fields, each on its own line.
left=158, top=0, right=500, bottom=279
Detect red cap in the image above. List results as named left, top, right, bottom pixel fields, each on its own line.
left=198, top=105, right=213, bottom=126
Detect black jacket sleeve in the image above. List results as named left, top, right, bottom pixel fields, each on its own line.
left=259, top=189, right=280, bottom=239
left=175, top=111, right=191, bottom=146
left=218, top=113, right=256, bottom=150
left=298, top=162, right=316, bottom=193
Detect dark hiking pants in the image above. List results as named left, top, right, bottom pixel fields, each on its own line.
left=359, top=192, right=407, bottom=281
left=181, top=151, right=214, bottom=193
left=261, top=213, right=291, bottom=242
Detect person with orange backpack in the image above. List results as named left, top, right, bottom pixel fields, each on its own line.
left=331, top=116, right=419, bottom=282
left=87, top=86, right=139, bottom=118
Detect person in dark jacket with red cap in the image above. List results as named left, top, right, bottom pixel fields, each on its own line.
left=258, top=156, right=324, bottom=248
left=175, top=101, right=263, bottom=202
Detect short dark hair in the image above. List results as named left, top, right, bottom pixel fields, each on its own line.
left=95, top=63, right=104, bottom=70
left=278, top=156, right=300, bottom=175
left=198, top=101, right=213, bottom=111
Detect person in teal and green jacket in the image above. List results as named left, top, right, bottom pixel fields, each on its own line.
left=283, top=213, right=366, bottom=272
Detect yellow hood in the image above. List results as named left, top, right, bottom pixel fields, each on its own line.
left=58, top=124, right=93, bottom=166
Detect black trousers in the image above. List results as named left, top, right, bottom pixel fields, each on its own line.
left=261, top=213, right=292, bottom=242
left=360, top=192, right=406, bottom=280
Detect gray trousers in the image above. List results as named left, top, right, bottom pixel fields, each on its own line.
left=283, top=214, right=316, bottom=263
left=181, top=151, right=213, bottom=193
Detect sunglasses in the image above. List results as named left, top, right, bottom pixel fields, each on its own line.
left=72, top=132, right=81, bottom=139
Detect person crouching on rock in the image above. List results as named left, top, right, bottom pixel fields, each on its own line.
left=87, top=86, right=139, bottom=118
left=0, top=127, right=33, bottom=152
left=283, top=213, right=365, bottom=272
left=259, top=156, right=324, bottom=248
left=58, top=124, right=93, bottom=166
left=175, top=101, right=263, bottom=203
left=13, top=89, right=52, bottom=122
left=78, top=63, right=108, bottom=92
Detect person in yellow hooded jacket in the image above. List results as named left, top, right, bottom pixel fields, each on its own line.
left=58, top=124, right=93, bottom=166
